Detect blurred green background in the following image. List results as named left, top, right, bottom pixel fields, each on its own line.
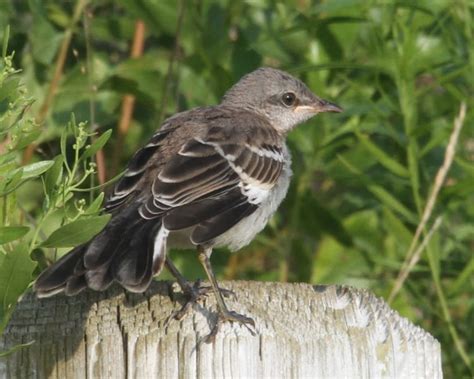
left=0, top=0, right=473, bottom=376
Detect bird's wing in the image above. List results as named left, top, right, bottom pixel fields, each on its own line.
left=138, top=124, right=285, bottom=245
left=104, top=127, right=176, bottom=212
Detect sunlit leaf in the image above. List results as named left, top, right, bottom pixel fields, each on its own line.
left=0, top=243, right=35, bottom=331
left=80, top=129, right=112, bottom=160
left=41, top=215, right=111, bottom=248
left=17, top=161, right=55, bottom=180
left=84, top=193, right=105, bottom=215
left=0, top=227, right=30, bottom=245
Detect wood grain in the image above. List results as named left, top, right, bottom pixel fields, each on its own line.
left=0, top=281, right=442, bottom=378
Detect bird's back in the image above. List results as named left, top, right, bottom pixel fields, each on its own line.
left=105, top=105, right=283, bottom=213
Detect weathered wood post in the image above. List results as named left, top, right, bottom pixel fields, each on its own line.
left=0, top=281, right=441, bottom=378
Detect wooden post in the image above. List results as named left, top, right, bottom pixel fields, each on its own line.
left=0, top=281, right=441, bottom=378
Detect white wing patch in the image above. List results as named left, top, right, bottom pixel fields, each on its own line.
left=193, top=137, right=280, bottom=205
left=244, top=143, right=285, bottom=162
left=239, top=182, right=270, bottom=204
left=195, top=137, right=237, bottom=162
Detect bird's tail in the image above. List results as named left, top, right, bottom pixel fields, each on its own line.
left=34, top=205, right=167, bottom=297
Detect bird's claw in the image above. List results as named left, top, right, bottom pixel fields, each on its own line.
left=170, top=280, right=236, bottom=321
left=205, top=309, right=256, bottom=343
left=166, top=278, right=254, bottom=341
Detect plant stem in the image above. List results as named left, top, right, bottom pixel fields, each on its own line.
left=22, top=0, right=89, bottom=164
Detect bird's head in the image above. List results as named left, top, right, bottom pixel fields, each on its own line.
left=221, top=67, right=342, bottom=134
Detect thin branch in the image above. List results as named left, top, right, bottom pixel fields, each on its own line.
left=95, top=149, right=106, bottom=186
left=111, top=20, right=146, bottom=176
left=118, top=19, right=146, bottom=138
left=23, top=0, right=89, bottom=164
left=83, top=6, right=106, bottom=186
left=157, top=0, right=186, bottom=125
left=389, top=102, right=467, bottom=302
left=409, top=216, right=442, bottom=271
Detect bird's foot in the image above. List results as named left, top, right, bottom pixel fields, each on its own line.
left=205, top=309, right=256, bottom=343
left=170, top=279, right=235, bottom=321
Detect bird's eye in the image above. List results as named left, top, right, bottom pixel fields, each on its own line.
left=281, top=92, right=296, bottom=107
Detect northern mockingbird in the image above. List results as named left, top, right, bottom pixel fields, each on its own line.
left=35, top=67, right=341, bottom=337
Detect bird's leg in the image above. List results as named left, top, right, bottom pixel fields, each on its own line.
left=197, top=246, right=255, bottom=342
left=165, top=257, right=233, bottom=320
left=165, top=257, right=204, bottom=320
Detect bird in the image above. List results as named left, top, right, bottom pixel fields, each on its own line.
left=34, top=67, right=342, bottom=337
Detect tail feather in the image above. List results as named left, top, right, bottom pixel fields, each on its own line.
left=113, top=221, right=162, bottom=292
left=87, top=217, right=145, bottom=291
left=84, top=205, right=140, bottom=270
left=85, top=265, right=114, bottom=292
left=119, top=223, right=168, bottom=293
left=34, top=206, right=167, bottom=297
left=34, top=245, right=87, bottom=298
left=65, top=274, right=87, bottom=296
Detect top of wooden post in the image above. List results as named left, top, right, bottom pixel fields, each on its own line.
left=0, top=281, right=441, bottom=378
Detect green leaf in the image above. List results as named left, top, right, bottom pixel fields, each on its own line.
left=0, top=161, right=16, bottom=177
left=0, top=243, right=35, bottom=332
left=41, top=215, right=111, bottom=248
left=14, top=129, right=42, bottom=150
left=455, top=157, right=474, bottom=176
left=29, top=16, right=62, bottom=65
left=2, top=24, right=9, bottom=58
left=0, top=169, right=22, bottom=196
left=407, top=142, right=421, bottom=213
left=0, top=76, right=20, bottom=104
left=369, top=185, right=417, bottom=224
left=44, top=156, right=63, bottom=194
left=84, top=193, right=105, bottom=215
left=0, top=340, right=35, bottom=357
left=382, top=208, right=412, bottom=247
left=1, top=161, right=55, bottom=196
left=119, top=0, right=177, bottom=35
left=15, top=160, right=55, bottom=180
left=0, top=226, right=30, bottom=244
left=60, top=124, right=68, bottom=160
left=0, top=151, right=16, bottom=166
left=355, top=130, right=409, bottom=177
left=46, top=3, right=71, bottom=28
left=80, top=129, right=112, bottom=160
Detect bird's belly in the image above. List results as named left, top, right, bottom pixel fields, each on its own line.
left=212, top=163, right=292, bottom=251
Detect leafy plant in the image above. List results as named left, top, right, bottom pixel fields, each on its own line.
left=0, top=39, right=110, bottom=339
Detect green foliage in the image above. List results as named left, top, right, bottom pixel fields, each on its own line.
left=0, top=1, right=473, bottom=376
left=0, top=46, right=109, bottom=346
left=42, top=214, right=110, bottom=248
left=0, top=243, right=35, bottom=331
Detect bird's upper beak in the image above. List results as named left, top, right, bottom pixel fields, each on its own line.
left=296, top=98, right=343, bottom=114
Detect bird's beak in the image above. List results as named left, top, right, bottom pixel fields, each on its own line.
left=315, top=99, right=343, bottom=113
left=295, top=98, right=343, bottom=114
